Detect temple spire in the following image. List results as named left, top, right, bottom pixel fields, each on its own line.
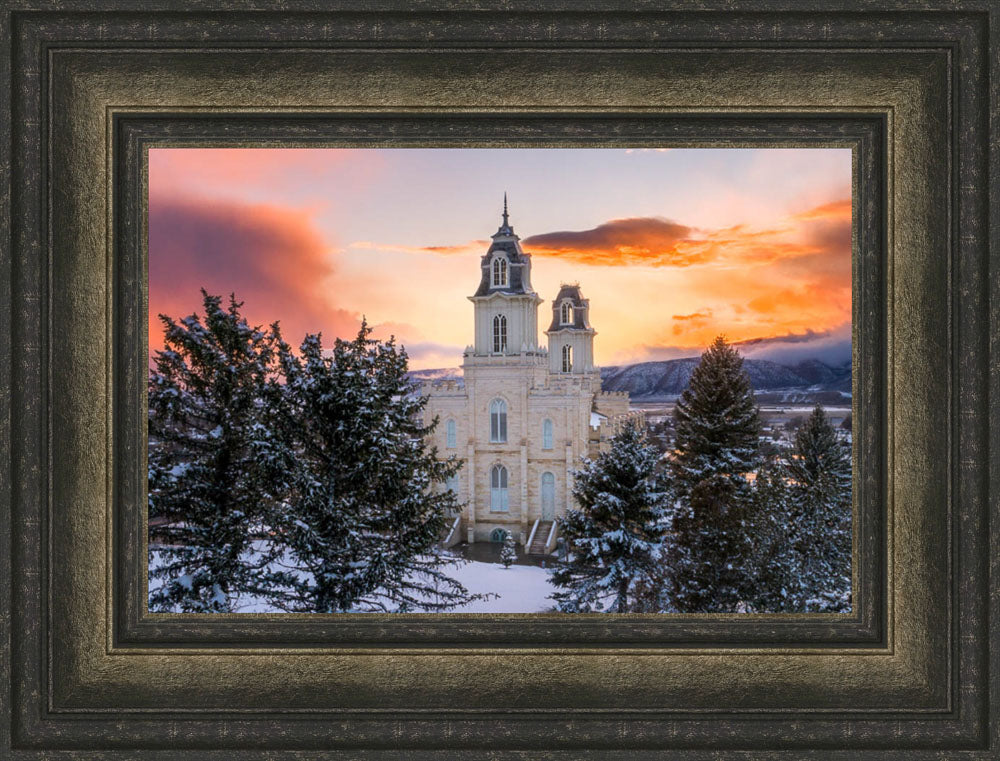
left=493, top=192, right=515, bottom=238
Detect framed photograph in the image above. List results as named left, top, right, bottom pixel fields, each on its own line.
left=145, top=146, right=854, bottom=617
left=2, top=2, right=997, bottom=757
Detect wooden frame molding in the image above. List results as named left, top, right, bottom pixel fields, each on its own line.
left=1, top=2, right=996, bottom=757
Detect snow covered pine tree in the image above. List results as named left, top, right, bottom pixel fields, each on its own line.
left=667, top=335, right=761, bottom=613
left=786, top=405, right=852, bottom=611
left=147, top=291, right=293, bottom=612
left=740, top=454, right=799, bottom=612
left=549, top=420, right=673, bottom=613
left=261, top=321, right=482, bottom=612
left=500, top=531, right=518, bottom=569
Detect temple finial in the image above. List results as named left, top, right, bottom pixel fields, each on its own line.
left=502, top=192, right=509, bottom=226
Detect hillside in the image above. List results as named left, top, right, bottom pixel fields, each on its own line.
left=600, top=357, right=851, bottom=400
left=409, top=358, right=851, bottom=401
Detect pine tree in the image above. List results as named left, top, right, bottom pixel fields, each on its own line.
left=261, top=321, right=482, bottom=613
left=500, top=532, right=517, bottom=569
left=666, top=336, right=761, bottom=613
left=147, top=291, right=293, bottom=612
left=549, top=421, right=673, bottom=613
left=740, top=456, right=798, bottom=612
left=786, top=405, right=852, bottom=612
left=671, top=336, right=760, bottom=493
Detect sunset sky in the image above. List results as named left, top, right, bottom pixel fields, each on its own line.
left=149, top=147, right=852, bottom=370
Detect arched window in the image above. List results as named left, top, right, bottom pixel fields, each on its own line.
left=490, top=527, right=509, bottom=543
left=490, top=465, right=509, bottom=512
left=561, top=344, right=573, bottom=373
left=445, top=419, right=457, bottom=448
left=560, top=300, right=573, bottom=325
left=489, top=398, right=508, bottom=443
left=492, top=314, right=507, bottom=353
left=542, top=418, right=554, bottom=450
left=541, top=472, right=556, bottom=520
left=491, top=256, right=508, bottom=287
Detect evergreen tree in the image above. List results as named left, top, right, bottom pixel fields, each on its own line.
left=786, top=405, right=852, bottom=612
left=740, top=456, right=798, bottom=612
left=666, top=336, right=761, bottom=613
left=500, top=532, right=517, bottom=569
left=147, top=291, right=293, bottom=612
left=671, top=336, right=760, bottom=493
left=262, top=322, right=482, bottom=613
left=549, top=421, right=673, bottom=613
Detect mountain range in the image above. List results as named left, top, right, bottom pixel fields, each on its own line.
left=410, top=357, right=852, bottom=403
left=599, top=357, right=851, bottom=402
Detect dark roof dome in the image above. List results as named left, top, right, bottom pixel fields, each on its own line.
left=472, top=195, right=536, bottom=298
left=547, top=284, right=592, bottom=332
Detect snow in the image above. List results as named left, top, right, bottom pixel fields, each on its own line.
left=150, top=544, right=558, bottom=613
left=430, top=560, right=557, bottom=613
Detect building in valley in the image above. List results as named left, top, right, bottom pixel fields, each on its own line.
left=421, top=199, right=641, bottom=548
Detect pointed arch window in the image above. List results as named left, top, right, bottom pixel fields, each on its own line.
left=542, top=418, right=554, bottom=450
left=489, top=398, right=508, bottom=443
left=560, top=300, right=573, bottom=325
left=490, top=464, right=509, bottom=512
left=491, top=256, right=508, bottom=287
left=445, top=419, right=457, bottom=448
left=492, top=314, right=507, bottom=353
left=561, top=344, right=573, bottom=373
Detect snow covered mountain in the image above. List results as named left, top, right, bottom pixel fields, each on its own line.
left=407, top=367, right=464, bottom=382
left=600, top=357, right=851, bottom=400
left=409, top=359, right=851, bottom=401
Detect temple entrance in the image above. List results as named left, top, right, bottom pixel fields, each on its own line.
left=541, top=472, right=555, bottom=521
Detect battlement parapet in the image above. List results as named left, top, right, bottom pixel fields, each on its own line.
left=596, top=390, right=630, bottom=399
left=601, top=409, right=646, bottom=434
left=421, top=379, right=467, bottom=395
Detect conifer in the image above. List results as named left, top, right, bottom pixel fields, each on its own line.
left=550, top=421, right=673, bottom=613
left=147, top=291, right=293, bottom=612
left=666, top=336, right=761, bottom=612
left=261, top=321, right=482, bottom=612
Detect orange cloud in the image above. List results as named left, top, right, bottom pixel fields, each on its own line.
left=360, top=198, right=853, bottom=356
left=350, top=240, right=489, bottom=256
left=673, top=309, right=713, bottom=321
left=522, top=218, right=698, bottom=267
left=148, top=198, right=359, bottom=355
left=791, top=198, right=852, bottom=221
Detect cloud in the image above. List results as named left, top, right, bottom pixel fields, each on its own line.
left=735, top=329, right=833, bottom=348
left=791, top=199, right=852, bottom=221
left=148, top=198, right=359, bottom=354
left=612, top=323, right=852, bottom=368
left=398, top=340, right=467, bottom=361
left=735, top=323, right=852, bottom=366
left=672, top=309, right=713, bottom=321
left=149, top=148, right=378, bottom=205
left=350, top=240, right=489, bottom=256
left=522, top=218, right=699, bottom=267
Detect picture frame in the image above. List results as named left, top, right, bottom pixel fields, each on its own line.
left=1, top=2, right=996, bottom=757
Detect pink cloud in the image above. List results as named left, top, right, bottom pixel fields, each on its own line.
left=148, top=197, right=359, bottom=354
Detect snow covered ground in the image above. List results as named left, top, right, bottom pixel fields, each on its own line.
left=439, top=560, right=556, bottom=613
left=150, top=546, right=558, bottom=613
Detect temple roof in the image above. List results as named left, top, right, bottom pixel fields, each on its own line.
left=546, top=284, right=592, bottom=332
left=471, top=195, right=536, bottom=298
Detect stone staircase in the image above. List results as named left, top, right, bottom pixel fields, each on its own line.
left=528, top=521, right=553, bottom=555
